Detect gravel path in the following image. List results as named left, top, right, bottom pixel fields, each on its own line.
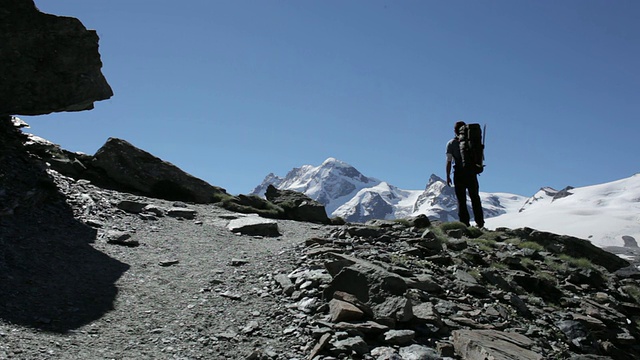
left=0, top=174, right=329, bottom=360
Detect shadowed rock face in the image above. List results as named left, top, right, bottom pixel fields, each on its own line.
left=0, top=0, right=113, bottom=115
left=90, top=138, right=229, bottom=203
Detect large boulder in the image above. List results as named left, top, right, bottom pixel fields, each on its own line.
left=516, top=228, right=630, bottom=272
left=90, top=138, right=228, bottom=203
left=0, top=0, right=113, bottom=115
left=452, top=330, right=543, bottom=360
left=265, top=185, right=330, bottom=224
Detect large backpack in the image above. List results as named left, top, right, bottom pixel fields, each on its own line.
left=458, top=123, right=485, bottom=174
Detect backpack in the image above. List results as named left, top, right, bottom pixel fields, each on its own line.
left=458, top=123, right=485, bottom=174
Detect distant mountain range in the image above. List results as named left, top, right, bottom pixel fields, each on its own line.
left=251, top=158, right=640, bottom=248
left=250, top=158, right=523, bottom=224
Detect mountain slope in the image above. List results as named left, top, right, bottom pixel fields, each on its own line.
left=486, top=174, right=640, bottom=247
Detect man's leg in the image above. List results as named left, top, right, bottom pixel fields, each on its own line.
left=467, top=174, right=484, bottom=227
left=453, top=171, right=470, bottom=226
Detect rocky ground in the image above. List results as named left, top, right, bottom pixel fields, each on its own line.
left=2, top=119, right=640, bottom=360
left=0, top=168, right=331, bottom=359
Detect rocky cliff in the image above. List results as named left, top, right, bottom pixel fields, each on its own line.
left=0, top=0, right=113, bottom=115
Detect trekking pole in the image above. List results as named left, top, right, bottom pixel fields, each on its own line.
left=482, top=124, right=487, bottom=167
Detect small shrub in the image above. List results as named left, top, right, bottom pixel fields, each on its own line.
left=490, top=262, right=509, bottom=270
left=536, top=271, right=557, bottom=283
left=439, top=221, right=468, bottom=232
left=558, top=254, right=594, bottom=269
left=518, top=241, right=545, bottom=252
left=520, top=257, right=537, bottom=270
left=505, top=238, right=523, bottom=246
left=622, top=285, right=640, bottom=304
left=467, top=227, right=484, bottom=239
left=479, top=231, right=505, bottom=242
left=221, top=196, right=284, bottom=218
left=468, top=269, right=482, bottom=280
left=429, top=226, right=450, bottom=245
left=470, top=238, right=497, bottom=248
left=545, top=258, right=569, bottom=273
left=393, top=218, right=411, bottom=227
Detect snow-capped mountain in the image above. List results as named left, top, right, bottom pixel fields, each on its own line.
left=332, top=182, right=423, bottom=223
left=485, top=174, right=640, bottom=248
left=250, top=158, right=380, bottom=216
left=253, top=158, right=640, bottom=249
left=251, top=158, right=523, bottom=223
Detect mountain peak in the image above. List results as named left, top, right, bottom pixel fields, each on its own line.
left=426, top=174, right=446, bottom=188
left=320, top=157, right=352, bottom=170
left=321, top=157, right=339, bottom=165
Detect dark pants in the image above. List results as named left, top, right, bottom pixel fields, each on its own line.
left=453, top=169, right=484, bottom=227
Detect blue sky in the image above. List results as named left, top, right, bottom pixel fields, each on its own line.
left=25, top=1, right=639, bottom=196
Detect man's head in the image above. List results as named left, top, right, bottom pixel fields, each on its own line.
left=454, top=121, right=466, bottom=135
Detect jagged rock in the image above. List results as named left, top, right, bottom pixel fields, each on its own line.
left=104, top=230, right=138, bottom=247
left=116, top=200, right=148, bottom=214
left=334, top=321, right=389, bottom=335
left=91, top=138, right=228, bottom=203
left=452, top=329, right=543, bottom=360
left=556, top=320, right=599, bottom=353
left=622, top=235, right=638, bottom=248
left=273, top=274, right=294, bottom=296
left=614, top=265, right=640, bottom=279
left=366, top=219, right=399, bottom=228
left=167, top=207, right=196, bottom=220
left=142, top=204, right=166, bottom=217
left=407, top=214, right=431, bottom=228
left=329, top=299, right=364, bottom=322
left=330, top=335, right=369, bottom=356
left=227, top=215, right=280, bottom=237
left=297, top=297, right=320, bottom=313
left=323, top=253, right=408, bottom=303
left=371, top=296, right=413, bottom=327
left=518, top=228, right=630, bottom=272
left=265, top=185, right=330, bottom=224
left=20, top=132, right=91, bottom=179
left=381, top=329, right=415, bottom=345
left=333, top=291, right=374, bottom=317
left=412, top=302, right=444, bottom=330
left=509, top=294, right=533, bottom=318
left=370, top=346, right=402, bottom=360
left=398, top=344, right=442, bottom=360
left=406, top=274, right=443, bottom=293
left=347, top=225, right=388, bottom=239
left=309, top=333, right=331, bottom=360
left=0, top=1, right=112, bottom=115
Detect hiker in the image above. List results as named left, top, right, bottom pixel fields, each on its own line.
left=445, top=120, right=485, bottom=228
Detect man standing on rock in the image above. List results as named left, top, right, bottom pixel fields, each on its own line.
left=445, top=121, right=484, bottom=228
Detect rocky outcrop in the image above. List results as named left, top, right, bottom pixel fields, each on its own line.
left=18, top=132, right=229, bottom=203
left=0, top=1, right=113, bottom=115
left=265, top=185, right=330, bottom=224
left=273, top=222, right=640, bottom=359
left=227, top=214, right=281, bottom=237
left=90, top=138, right=228, bottom=203
left=510, top=227, right=630, bottom=272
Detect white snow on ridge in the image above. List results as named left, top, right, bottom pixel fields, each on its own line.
left=486, top=174, right=640, bottom=248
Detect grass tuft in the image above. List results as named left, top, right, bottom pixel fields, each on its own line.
left=518, top=241, right=545, bottom=252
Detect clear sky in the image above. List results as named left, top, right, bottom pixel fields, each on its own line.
left=24, top=1, right=639, bottom=196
